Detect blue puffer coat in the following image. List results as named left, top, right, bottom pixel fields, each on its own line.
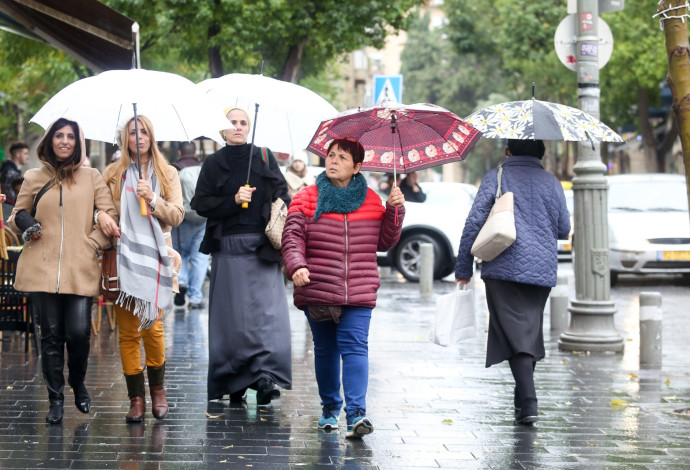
left=455, top=155, right=571, bottom=287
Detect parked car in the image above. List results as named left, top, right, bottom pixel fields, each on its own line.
left=557, top=188, right=574, bottom=260
left=377, top=181, right=477, bottom=282
left=608, top=173, right=690, bottom=285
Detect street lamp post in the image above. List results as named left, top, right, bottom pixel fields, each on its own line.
left=558, top=0, right=624, bottom=352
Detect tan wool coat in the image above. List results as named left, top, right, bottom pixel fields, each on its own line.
left=103, top=164, right=184, bottom=291
left=8, top=166, right=119, bottom=297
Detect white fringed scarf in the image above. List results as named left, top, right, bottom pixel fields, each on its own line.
left=116, top=163, right=173, bottom=329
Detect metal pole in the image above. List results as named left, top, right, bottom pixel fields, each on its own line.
left=639, top=292, right=662, bottom=368
left=558, top=0, right=624, bottom=352
left=419, top=243, right=434, bottom=297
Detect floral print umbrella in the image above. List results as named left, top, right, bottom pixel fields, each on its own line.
left=307, top=102, right=481, bottom=174
left=465, top=99, right=623, bottom=143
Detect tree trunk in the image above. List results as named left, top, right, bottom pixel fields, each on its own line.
left=207, top=1, right=223, bottom=78
left=280, top=37, right=307, bottom=83
left=658, top=0, right=690, bottom=211
left=637, top=87, right=659, bottom=172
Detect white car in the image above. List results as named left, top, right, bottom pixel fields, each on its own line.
left=608, top=173, right=690, bottom=285
left=377, top=181, right=477, bottom=282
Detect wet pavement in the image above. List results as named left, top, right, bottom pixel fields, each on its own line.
left=0, top=267, right=689, bottom=469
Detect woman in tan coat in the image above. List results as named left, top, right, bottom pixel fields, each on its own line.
left=99, top=115, right=183, bottom=423
left=8, top=118, right=118, bottom=424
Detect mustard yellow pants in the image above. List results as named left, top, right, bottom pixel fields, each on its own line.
left=115, top=304, right=165, bottom=375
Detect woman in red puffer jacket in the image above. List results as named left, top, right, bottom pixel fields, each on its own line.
left=282, top=137, right=405, bottom=439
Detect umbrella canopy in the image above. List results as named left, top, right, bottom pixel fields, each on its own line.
left=197, top=73, right=338, bottom=155
left=30, top=68, right=231, bottom=145
left=465, top=99, right=623, bottom=143
left=307, top=102, right=481, bottom=174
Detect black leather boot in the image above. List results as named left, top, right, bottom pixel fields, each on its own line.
left=66, top=295, right=92, bottom=414
left=37, top=294, right=66, bottom=425
left=46, top=400, right=64, bottom=424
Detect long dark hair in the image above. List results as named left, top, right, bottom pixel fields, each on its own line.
left=37, top=118, right=83, bottom=185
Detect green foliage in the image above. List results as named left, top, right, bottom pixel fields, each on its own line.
left=0, top=32, right=89, bottom=145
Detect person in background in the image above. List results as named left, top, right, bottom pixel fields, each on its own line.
left=172, top=142, right=209, bottom=309
left=1, top=141, right=29, bottom=204
left=380, top=173, right=401, bottom=195
left=8, top=118, right=118, bottom=424
left=2, top=176, right=23, bottom=225
left=284, top=150, right=314, bottom=198
left=454, top=139, right=570, bottom=426
left=99, top=115, right=184, bottom=423
left=191, top=107, right=292, bottom=406
left=399, top=171, right=426, bottom=203
left=281, top=137, right=405, bottom=438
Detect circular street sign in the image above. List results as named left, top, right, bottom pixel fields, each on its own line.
left=554, top=14, right=614, bottom=71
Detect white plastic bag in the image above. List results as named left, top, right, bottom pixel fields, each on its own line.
left=430, top=285, right=476, bottom=346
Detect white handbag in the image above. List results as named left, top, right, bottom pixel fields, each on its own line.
left=265, top=198, right=288, bottom=250
left=471, top=165, right=516, bottom=262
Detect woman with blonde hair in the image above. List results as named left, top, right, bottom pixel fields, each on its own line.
left=8, top=117, right=118, bottom=424
left=98, top=115, right=184, bottom=422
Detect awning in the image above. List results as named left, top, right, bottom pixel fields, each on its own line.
left=0, top=0, right=135, bottom=72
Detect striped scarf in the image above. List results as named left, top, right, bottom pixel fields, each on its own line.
left=116, top=163, right=173, bottom=329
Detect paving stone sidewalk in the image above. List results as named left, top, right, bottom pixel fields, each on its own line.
left=0, top=269, right=688, bottom=469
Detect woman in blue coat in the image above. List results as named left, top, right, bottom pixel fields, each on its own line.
left=455, top=139, right=570, bottom=425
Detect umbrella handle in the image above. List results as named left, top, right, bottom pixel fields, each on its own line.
left=140, top=197, right=147, bottom=216
left=241, top=184, right=250, bottom=209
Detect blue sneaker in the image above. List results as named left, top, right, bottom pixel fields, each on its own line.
left=317, top=407, right=339, bottom=430
left=345, top=416, right=374, bottom=438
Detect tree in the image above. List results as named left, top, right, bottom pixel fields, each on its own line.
left=400, top=10, right=508, bottom=182
left=0, top=0, right=425, bottom=145
left=656, top=0, right=690, bottom=210
left=103, top=0, right=424, bottom=81
left=602, top=0, right=675, bottom=173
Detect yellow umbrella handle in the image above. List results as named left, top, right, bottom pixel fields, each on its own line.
left=140, top=197, right=147, bottom=216
left=241, top=184, right=250, bottom=209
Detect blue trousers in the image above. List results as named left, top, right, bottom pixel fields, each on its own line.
left=304, top=306, right=372, bottom=418
left=174, top=220, right=209, bottom=304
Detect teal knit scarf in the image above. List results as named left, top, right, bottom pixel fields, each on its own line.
left=314, top=172, right=368, bottom=220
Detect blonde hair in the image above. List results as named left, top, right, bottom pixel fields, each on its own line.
left=104, top=115, right=172, bottom=201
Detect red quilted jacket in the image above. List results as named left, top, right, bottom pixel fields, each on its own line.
left=282, top=184, right=405, bottom=309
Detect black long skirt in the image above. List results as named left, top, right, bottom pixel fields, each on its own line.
left=484, top=278, right=551, bottom=368
left=207, top=234, right=292, bottom=400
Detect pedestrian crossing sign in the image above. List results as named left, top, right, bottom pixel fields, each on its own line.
left=374, top=74, right=403, bottom=104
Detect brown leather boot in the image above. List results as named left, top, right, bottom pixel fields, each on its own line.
left=147, top=363, right=168, bottom=420
left=126, top=396, right=145, bottom=423
left=125, top=372, right=146, bottom=423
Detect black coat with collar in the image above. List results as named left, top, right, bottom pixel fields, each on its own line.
left=191, top=144, right=289, bottom=259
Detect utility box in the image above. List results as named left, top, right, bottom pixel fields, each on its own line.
left=567, top=0, right=624, bottom=13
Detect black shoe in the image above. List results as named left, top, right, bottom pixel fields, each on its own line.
left=46, top=401, right=64, bottom=424
left=72, top=383, right=91, bottom=414
left=230, top=388, right=247, bottom=403
left=514, top=399, right=538, bottom=425
left=188, top=301, right=206, bottom=310
left=174, top=291, right=186, bottom=306
left=256, top=378, right=280, bottom=405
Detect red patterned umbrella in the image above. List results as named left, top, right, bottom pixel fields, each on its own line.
left=307, top=102, right=481, bottom=175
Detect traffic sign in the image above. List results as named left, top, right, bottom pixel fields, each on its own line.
left=373, top=74, right=403, bottom=104
left=554, top=14, right=613, bottom=71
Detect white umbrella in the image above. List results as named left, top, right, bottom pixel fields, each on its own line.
left=197, top=73, right=339, bottom=155
left=465, top=98, right=623, bottom=143
left=30, top=68, right=232, bottom=146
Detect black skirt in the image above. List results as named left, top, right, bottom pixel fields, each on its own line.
left=206, top=234, right=292, bottom=400
left=484, top=278, right=551, bottom=367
